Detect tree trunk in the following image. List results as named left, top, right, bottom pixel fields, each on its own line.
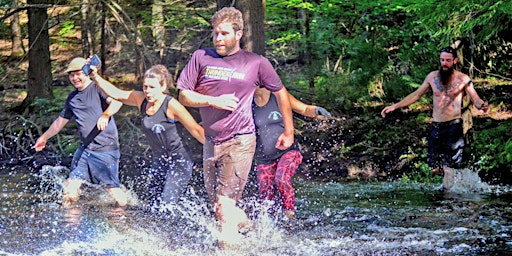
left=88, top=2, right=97, bottom=55
left=134, top=17, right=144, bottom=81
left=216, top=0, right=234, bottom=9
left=81, top=0, right=91, bottom=57
left=152, top=0, right=165, bottom=61
left=236, top=0, right=265, bottom=55
left=100, top=0, right=107, bottom=74
left=18, top=0, right=53, bottom=113
left=217, top=0, right=266, bottom=56
left=301, top=6, right=314, bottom=88
left=10, top=0, right=24, bottom=58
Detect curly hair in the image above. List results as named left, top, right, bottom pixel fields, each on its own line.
left=211, top=7, right=244, bottom=32
left=144, top=64, right=174, bottom=90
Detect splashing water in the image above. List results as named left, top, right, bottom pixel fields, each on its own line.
left=0, top=165, right=511, bottom=255
left=36, top=165, right=68, bottom=202
left=443, top=168, right=492, bottom=194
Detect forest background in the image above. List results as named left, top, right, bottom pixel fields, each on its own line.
left=0, top=0, right=511, bottom=185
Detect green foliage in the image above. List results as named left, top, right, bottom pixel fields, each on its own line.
left=60, top=138, right=79, bottom=155
left=400, top=162, right=443, bottom=183
left=30, top=86, right=73, bottom=116
left=472, top=119, right=512, bottom=173
left=31, top=98, right=62, bottom=114
left=313, top=42, right=389, bottom=110
left=266, top=0, right=511, bottom=114
left=406, top=0, right=512, bottom=76
left=314, top=74, right=361, bottom=111
left=0, top=1, right=9, bottom=8
left=58, top=21, right=75, bottom=37
left=381, top=75, right=415, bottom=101
left=408, top=0, right=512, bottom=42
left=505, top=140, right=512, bottom=162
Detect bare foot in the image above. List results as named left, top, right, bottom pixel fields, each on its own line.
left=442, top=167, right=455, bottom=190
left=431, top=168, right=444, bottom=176
left=62, top=193, right=79, bottom=207
left=237, top=218, right=255, bottom=235
left=285, top=210, right=295, bottom=219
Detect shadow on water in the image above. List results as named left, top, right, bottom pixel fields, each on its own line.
left=1, top=165, right=511, bottom=255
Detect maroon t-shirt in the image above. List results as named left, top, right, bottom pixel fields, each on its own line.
left=177, top=48, right=284, bottom=143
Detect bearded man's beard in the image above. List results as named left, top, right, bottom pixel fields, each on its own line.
left=439, top=66, right=454, bottom=85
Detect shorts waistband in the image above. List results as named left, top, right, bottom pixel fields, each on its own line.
left=431, top=118, right=461, bottom=128
left=213, top=132, right=255, bottom=145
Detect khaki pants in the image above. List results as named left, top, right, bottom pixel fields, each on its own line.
left=202, top=134, right=256, bottom=206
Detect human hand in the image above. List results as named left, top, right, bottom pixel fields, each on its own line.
left=89, top=65, right=98, bottom=79
left=96, top=113, right=110, bottom=131
left=33, top=137, right=47, bottom=152
left=476, top=100, right=489, bottom=112
left=210, top=93, right=239, bottom=111
left=86, top=56, right=101, bottom=79
left=275, top=132, right=294, bottom=150
left=315, top=107, right=332, bottom=117
left=381, top=105, right=396, bottom=117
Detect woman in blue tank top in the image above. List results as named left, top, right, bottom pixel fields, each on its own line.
left=90, top=64, right=204, bottom=208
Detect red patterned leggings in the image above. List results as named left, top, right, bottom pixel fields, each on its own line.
left=256, top=150, right=303, bottom=211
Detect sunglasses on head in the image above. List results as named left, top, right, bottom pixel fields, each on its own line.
left=440, top=47, right=457, bottom=58
left=441, top=47, right=454, bottom=53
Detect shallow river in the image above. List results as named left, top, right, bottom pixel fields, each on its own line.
left=1, top=165, right=511, bottom=255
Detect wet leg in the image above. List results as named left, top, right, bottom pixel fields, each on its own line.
left=431, top=168, right=444, bottom=176
left=62, top=178, right=83, bottom=206
left=216, top=195, right=248, bottom=247
left=256, top=163, right=278, bottom=204
left=275, top=151, right=302, bottom=217
left=161, top=157, right=193, bottom=204
left=442, top=166, right=455, bottom=190
left=107, top=187, right=127, bottom=207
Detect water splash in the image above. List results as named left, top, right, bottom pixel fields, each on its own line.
left=36, top=165, right=68, bottom=202
left=1, top=165, right=511, bottom=255
left=444, top=168, right=491, bottom=194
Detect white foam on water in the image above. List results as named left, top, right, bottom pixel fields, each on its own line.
left=445, top=168, right=492, bottom=194
left=37, top=165, right=140, bottom=207
left=0, top=250, right=18, bottom=256
left=39, top=228, right=174, bottom=255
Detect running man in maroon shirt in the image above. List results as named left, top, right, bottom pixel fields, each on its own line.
left=177, top=7, right=294, bottom=241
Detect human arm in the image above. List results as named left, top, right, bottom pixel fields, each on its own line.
left=89, top=66, right=144, bottom=107
left=381, top=77, right=431, bottom=117
left=273, top=87, right=294, bottom=150
left=289, top=93, right=331, bottom=118
left=176, top=49, right=239, bottom=110
left=465, top=81, right=489, bottom=112
left=178, top=89, right=239, bottom=111
left=33, top=116, right=69, bottom=151
left=96, top=97, right=123, bottom=131
left=167, top=98, right=205, bottom=144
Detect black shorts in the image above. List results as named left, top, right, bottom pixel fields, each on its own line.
left=427, top=119, right=464, bottom=169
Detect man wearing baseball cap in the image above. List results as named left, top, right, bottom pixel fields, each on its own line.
left=34, top=57, right=127, bottom=207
